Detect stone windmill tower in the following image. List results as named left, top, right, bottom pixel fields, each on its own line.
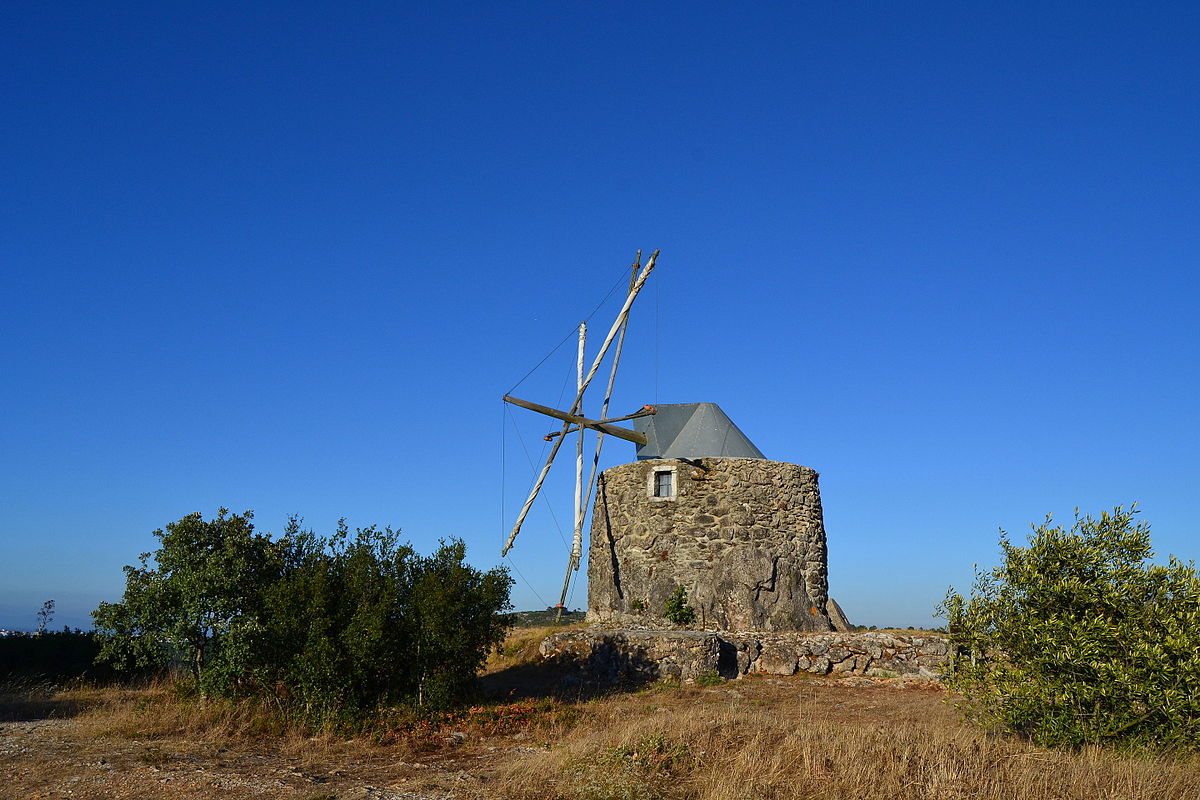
left=588, top=403, right=839, bottom=631
left=502, top=251, right=847, bottom=632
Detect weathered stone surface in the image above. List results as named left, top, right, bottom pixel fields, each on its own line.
left=757, top=644, right=798, bottom=675
left=588, top=458, right=833, bottom=631
left=827, top=597, right=853, bottom=632
left=540, top=630, right=949, bottom=687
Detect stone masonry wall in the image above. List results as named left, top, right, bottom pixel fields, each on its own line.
left=540, top=630, right=949, bottom=687
left=588, top=458, right=832, bottom=631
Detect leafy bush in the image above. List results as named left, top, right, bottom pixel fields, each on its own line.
left=940, top=505, right=1200, bottom=750
left=662, top=586, right=695, bottom=627
left=93, top=510, right=512, bottom=724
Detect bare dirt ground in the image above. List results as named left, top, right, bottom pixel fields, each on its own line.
left=1, top=712, right=531, bottom=799
left=4, top=716, right=427, bottom=799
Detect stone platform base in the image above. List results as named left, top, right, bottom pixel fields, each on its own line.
left=539, top=629, right=949, bottom=688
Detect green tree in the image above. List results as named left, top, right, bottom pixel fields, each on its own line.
left=248, top=527, right=511, bottom=716
left=251, top=520, right=422, bottom=721
left=940, top=505, right=1200, bottom=750
left=93, top=509, right=280, bottom=681
left=409, top=539, right=513, bottom=708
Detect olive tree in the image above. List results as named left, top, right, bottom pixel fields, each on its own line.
left=940, top=505, right=1200, bottom=750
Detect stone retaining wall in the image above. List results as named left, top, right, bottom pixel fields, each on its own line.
left=539, top=629, right=948, bottom=688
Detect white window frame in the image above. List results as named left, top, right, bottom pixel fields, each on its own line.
left=647, top=465, right=678, bottom=501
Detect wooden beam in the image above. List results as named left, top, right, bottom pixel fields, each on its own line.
left=501, top=250, right=658, bottom=556
left=544, top=406, right=657, bottom=439
left=503, top=394, right=647, bottom=445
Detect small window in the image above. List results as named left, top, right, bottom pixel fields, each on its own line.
left=653, top=469, right=674, bottom=498
left=646, top=465, right=678, bottom=501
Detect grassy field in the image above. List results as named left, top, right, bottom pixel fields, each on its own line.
left=2, top=628, right=1198, bottom=800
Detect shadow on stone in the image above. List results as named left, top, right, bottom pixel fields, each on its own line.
left=716, top=639, right=740, bottom=680
left=481, top=636, right=664, bottom=701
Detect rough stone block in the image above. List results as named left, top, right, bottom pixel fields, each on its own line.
left=756, top=644, right=799, bottom=675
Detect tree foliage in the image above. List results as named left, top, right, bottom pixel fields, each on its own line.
left=35, top=600, right=55, bottom=634
left=940, top=505, right=1200, bottom=750
left=93, top=510, right=512, bottom=723
left=93, top=509, right=279, bottom=679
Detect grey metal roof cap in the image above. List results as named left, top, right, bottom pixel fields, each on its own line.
left=632, top=403, right=765, bottom=460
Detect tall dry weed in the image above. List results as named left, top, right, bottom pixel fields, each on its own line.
left=70, top=679, right=297, bottom=742
left=491, top=686, right=1200, bottom=800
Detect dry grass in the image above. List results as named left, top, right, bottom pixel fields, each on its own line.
left=871, top=627, right=944, bottom=636
left=5, top=629, right=1200, bottom=800
left=70, top=681, right=294, bottom=741
left=0, top=678, right=86, bottom=722
left=487, top=678, right=1200, bottom=800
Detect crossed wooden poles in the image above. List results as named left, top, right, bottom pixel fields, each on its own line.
left=502, top=249, right=660, bottom=617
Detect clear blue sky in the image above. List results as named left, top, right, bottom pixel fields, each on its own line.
left=2, top=2, right=1197, bottom=630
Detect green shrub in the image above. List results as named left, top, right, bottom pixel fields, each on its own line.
left=93, top=510, right=512, bottom=724
left=940, top=505, right=1200, bottom=750
left=662, top=586, right=695, bottom=627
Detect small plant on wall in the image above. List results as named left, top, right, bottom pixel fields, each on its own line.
left=663, top=586, right=696, bottom=627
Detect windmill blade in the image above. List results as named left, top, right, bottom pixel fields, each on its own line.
left=556, top=255, right=640, bottom=622
left=503, top=422, right=572, bottom=556
left=577, top=250, right=658, bottom=394
left=574, top=253, right=639, bottom=568
left=502, top=250, right=658, bottom=556
left=572, top=322, right=586, bottom=568
left=541, top=405, right=656, bottom=439
left=504, top=396, right=647, bottom=443
left=557, top=322, right=587, bottom=621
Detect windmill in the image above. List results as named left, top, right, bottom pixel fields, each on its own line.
left=501, top=249, right=660, bottom=620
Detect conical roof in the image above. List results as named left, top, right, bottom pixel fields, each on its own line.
left=632, top=403, right=765, bottom=460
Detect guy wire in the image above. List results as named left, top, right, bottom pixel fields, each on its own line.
left=504, top=265, right=631, bottom=396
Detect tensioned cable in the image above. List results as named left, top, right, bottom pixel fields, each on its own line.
left=504, top=326, right=577, bottom=397
left=500, top=403, right=561, bottom=609
left=654, top=268, right=660, bottom=404
left=504, top=266, right=633, bottom=396
left=505, top=402, right=571, bottom=553
left=499, top=256, right=651, bottom=612
left=503, top=553, right=550, bottom=609
left=501, top=400, right=507, bottom=549
left=719, top=418, right=734, bottom=456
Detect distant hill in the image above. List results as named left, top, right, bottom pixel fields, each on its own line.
left=506, top=608, right=586, bottom=627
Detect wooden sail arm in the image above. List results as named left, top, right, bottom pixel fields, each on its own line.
left=503, top=395, right=648, bottom=445
left=542, top=406, right=657, bottom=440
left=501, top=249, right=658, bottom=557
